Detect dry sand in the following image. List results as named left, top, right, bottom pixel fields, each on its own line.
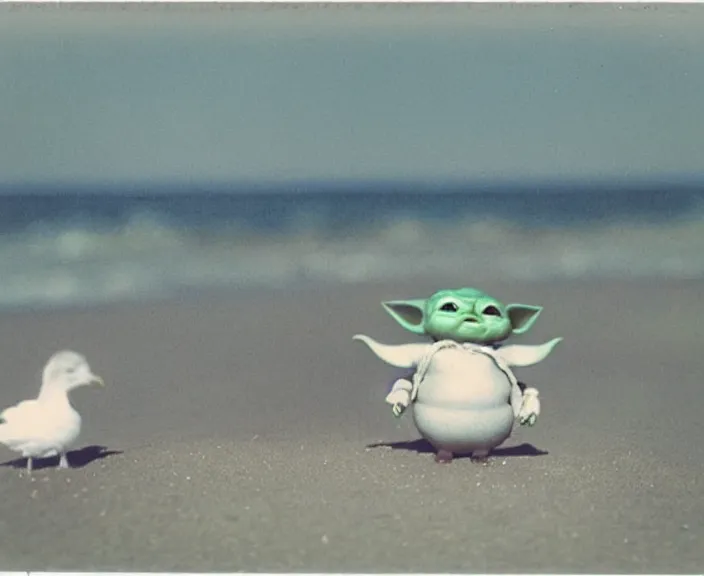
left=0, top=277, right=702, bottom=572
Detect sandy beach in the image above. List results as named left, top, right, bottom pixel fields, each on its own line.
left=0, top=277, right=702, bottom=572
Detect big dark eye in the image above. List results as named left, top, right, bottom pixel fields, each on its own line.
left=482, top=305, right=502, bottom=317
left=440, top=302, right=459, bottom=313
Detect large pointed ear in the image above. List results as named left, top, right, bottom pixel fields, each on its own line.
left=382, top=299, right=427, bottom=336
left=506, top=303, right=543, bottom=335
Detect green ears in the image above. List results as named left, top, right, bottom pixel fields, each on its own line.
left=505, top=304, right=543, bottom=335
left=381, top=299, right=427, bottom=336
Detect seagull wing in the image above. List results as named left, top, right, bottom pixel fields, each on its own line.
left=0, top=399, right=61, bottom=457
left=0, top=399, right=41, bottom=426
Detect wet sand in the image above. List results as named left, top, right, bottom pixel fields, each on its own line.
left=0, top=278, right=702, bottom=572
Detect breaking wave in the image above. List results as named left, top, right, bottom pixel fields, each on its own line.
left=1, top=203, right=703, bottom=311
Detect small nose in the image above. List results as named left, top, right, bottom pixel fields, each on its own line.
left=461, top=301, right=481, bottom=321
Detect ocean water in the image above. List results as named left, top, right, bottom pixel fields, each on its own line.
left=1, top=180, right=703, bottom=312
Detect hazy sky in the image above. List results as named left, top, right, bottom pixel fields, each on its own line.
left=1, top=4, right=703, bottom=185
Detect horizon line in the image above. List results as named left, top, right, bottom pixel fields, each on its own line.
left=1, top=172, right=704, bottom=194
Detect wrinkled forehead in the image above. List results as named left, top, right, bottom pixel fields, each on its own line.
left=427, top=287, right=502, bottom=309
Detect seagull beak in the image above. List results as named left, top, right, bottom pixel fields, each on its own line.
left=91, top=374, right=105, bottom=388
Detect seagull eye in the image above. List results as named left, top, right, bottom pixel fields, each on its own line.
left=482, top=305, right=502, bottom=317
left=440, top=302, right=459, bottom=313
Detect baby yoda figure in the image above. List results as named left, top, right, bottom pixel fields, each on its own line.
left=354, top=288, right=562, bottom=463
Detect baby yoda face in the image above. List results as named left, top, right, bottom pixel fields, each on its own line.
left=382, top=287, right=543, bottom=344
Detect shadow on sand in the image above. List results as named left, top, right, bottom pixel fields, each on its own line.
left=366, top=439, right=548, bottom=460
left=0, top=444, right=123, bottom=470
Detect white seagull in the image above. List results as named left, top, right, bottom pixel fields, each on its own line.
left=0, top=350, right=104, bottom=473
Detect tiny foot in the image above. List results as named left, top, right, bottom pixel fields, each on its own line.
left=471, top=450, right=490, bottom=464
left=58, top=453, right=70, bottom=469
left=435, top=450, right=454, bottom=464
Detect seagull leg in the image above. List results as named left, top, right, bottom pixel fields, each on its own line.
left=58, top=452, right=69, bottom=469
left=26, top=457, right=33, bottom=474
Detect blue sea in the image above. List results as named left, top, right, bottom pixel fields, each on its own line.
left=1, top=179, right=703, bottom=312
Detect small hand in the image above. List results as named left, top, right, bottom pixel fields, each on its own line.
left=392, top=402, right=407, bottom=418
left=520, top=412, right=537, bottom=426
left=386, top=389, right=411, bottom=418
left=518, top=387, right=540, bottom=427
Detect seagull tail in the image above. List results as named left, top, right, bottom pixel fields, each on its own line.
left=0, top=421, right=22, bottom=451
left=0, top=418, right=11, bottom=445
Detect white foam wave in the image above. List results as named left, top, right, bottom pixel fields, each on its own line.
left=1, top=211, right=703, bottom=311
